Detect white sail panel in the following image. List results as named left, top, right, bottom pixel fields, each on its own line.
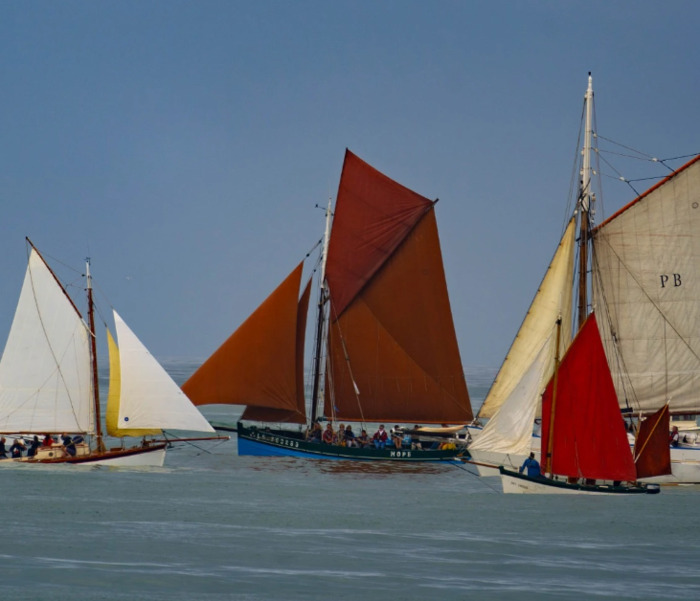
left=113, top=310, right=214, bottom=433
left=470, top=341, right=548, bottom=454
left=593, top=157, right=700, bottom=414
left=0, top=249, right=93, bottom=433
left=478, top=218, right=576, bottom=419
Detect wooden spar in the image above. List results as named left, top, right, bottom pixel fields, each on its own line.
left=577, top=72, right=594, bottom=330
left=86, top=258, right=105, bottom=452
left=544, top=316, right=563, bottom=476
left=310, top=198, right=333, bottom=425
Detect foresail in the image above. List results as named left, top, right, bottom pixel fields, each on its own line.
left=0, top=249, right=93, bottom=434
left=469, top=341, right=547, bottom=455
left=105, top=327, right=160, bottom=437
left=478, top=218, right=576, bottom=420
left=324, top=151, right=472, bottom=424
left=593, top=156, right=700, bottom=414
left=113, top=310, right=214, bottom=433
left=182, top=263, right=308, bottom=424
left=540, top=313, right=636, bottom=482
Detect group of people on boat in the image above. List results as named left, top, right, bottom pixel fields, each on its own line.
left=0, top=433, right=82, bottom=459
left=306, top=422, right=414, bottom=450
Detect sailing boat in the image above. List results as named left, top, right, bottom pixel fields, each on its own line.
left=499, top=313, right=660, bottom=494
left=467, top=73, right=677, bottom=484
left=0, top=240, right=216, bottom=466
left=183, top=149, right=473, bottom=461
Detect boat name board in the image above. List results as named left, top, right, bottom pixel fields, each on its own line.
left=248, top=431, right=301, bottom=449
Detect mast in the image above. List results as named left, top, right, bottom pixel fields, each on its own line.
left=86, top=258, right=105, bottom=452
left=310, top=197, right=333, bottom=424
left=577, top=72, right=594, bottom=329
left=544, top=316, right=562, bottom=476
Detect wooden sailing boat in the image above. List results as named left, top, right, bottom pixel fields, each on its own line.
left=183, top=149, right=473, bottom=461
left=499, top=313, right=660, bottom=494
left=0, top=241, right=216, bottom=466
left=468, top=73, right=677, bottom=484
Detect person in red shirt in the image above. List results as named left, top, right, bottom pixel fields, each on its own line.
left=373, top=425, right=388, bottom=449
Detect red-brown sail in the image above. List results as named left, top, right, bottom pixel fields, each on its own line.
left=540, top=313, right=636, bottom=482
left=323, top=151, right=472, bottom=424
left=634, top=404, right=672, bottom=479
left=183, top=263, right=309, bottom=424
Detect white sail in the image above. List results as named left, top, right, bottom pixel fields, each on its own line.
left=0, top=249, right=94, bottom=434
left=477, top=218, right=576, bottom=421
left=113, top=310, right=214, bottom=433
left=593, top=157, right=700, bottom=414
left=470, top=341, right=548, bottom=455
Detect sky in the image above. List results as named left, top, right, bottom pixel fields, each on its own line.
left=1, top=1, right=699, bottom=374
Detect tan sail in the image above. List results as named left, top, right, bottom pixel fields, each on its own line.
left=323, top=150, right=472, bottom=424
left=477, top=217, right=576, bottom=421
left=593, top=155, right=700, bottom=414
left=183, top=263, right=310, bottom=424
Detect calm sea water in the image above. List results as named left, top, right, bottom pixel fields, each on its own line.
left=1, top=364, right=698, bottom=600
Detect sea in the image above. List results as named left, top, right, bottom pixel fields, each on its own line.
left=1, top=363, right=699, bottom=601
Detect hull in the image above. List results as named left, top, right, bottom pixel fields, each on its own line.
left=499, top=467, right=660, bottom=495
left=466, top=448, right=531, bottom=477
left=1, top=443, right=167, bottom=467
left=236, top=424, right=464, bottom=462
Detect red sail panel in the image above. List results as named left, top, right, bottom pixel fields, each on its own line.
left=326, top=149, right=435, bottom=317
left=540, top=313, right=636, bottom=481
left=183, top=263, right=307, bottom=424
left=634, top=404, right=672, bottom=478
left=324, top=210, right=472, bottom=424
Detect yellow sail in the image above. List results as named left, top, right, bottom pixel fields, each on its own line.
left=105, top=328, right=160, bottom=437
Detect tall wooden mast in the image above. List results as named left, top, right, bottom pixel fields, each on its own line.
left=86, top=258, right=105, bottom=452
left=577, top=72, right=594, bottom=329
left=310, top=198, right=333, bottom=424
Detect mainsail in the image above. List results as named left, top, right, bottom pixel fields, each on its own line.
left=0, top=248, right=93, bottom=434
left=592, top=155, right=700, bottom=415
left=183, top=263, right=311, bottom=424
left=541, top=313, right=636, bottom=482
left=323, top=150, right=472, bottom=424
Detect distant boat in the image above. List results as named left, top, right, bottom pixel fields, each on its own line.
left=183, top=149, right=473, bottom=461
left=499, top=313, right=661, bottom=495
left=0, top=240, right=217, bottom=466
left=469, top=72, right=690, bottom=483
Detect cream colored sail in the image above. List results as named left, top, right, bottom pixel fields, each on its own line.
left=0, top=249, right=94, bottom=434
left=476, top=218, right=576, bottom=423
left=592, top=157, right=700, bottom=414
left=113, top=310, right=214, bottom=433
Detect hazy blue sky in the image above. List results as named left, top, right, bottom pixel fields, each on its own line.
left=1, top=1, right=698, bottom=372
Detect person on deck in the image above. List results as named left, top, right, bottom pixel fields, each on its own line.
left=9, top=438, right=25, bottom=458
left=344, top=425, right=357, bottom=447
left=519, top=452, right=541, bottom=478
left=670, top=426, right=680, bottom=448
left=373, top=425, right=388, bottom=449
left=42, top=434, right=54, bottom=447
left=356, top=430, right=370, bottom=447
left=26, top=436, right=40, bottom=457
left=321, top=423, right=335, bottom=445
left=0, top=437, right=7, bottom=459
left=62, top=435, right=76, bottom=457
